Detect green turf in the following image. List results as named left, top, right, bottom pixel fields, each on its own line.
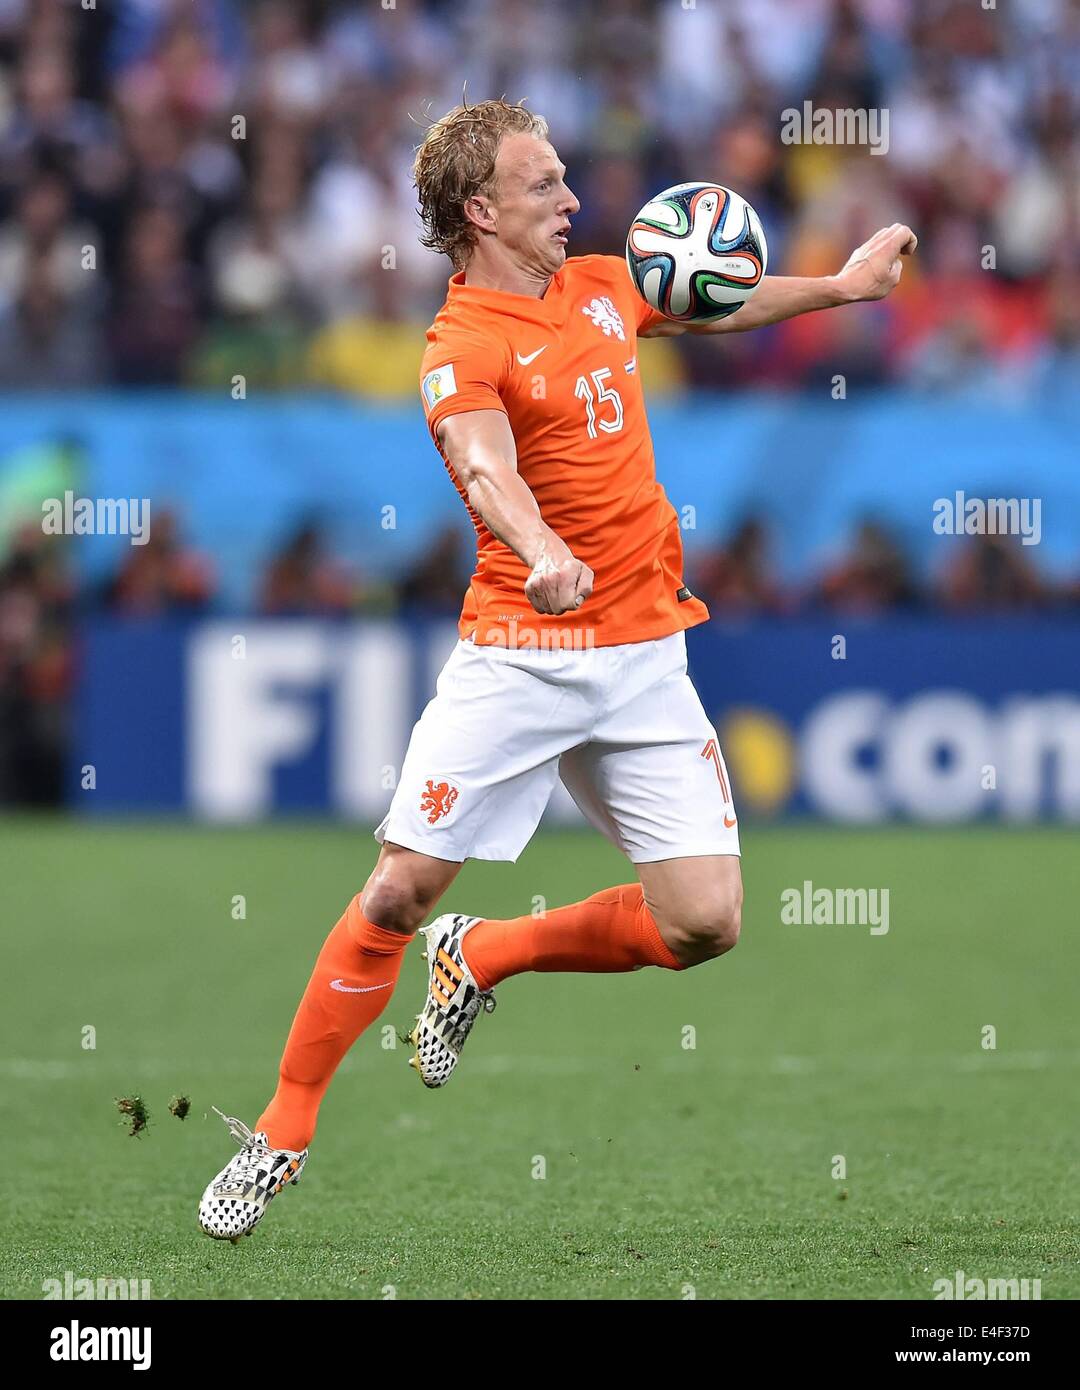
left=1, top=818, right=1077, bottom=1300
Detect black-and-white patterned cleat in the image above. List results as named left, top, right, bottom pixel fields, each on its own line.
left=197, top=1107, right=307, bottom=1242
left=408, top=914, right=495, bottom=1089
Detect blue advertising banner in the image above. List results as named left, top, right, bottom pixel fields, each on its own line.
left=73, top=617, right=1080, bottom=824
left=3, top=392, right=1079, bottom=605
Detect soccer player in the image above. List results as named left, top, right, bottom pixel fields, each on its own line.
left=198, top=100, right=916, bottom=1240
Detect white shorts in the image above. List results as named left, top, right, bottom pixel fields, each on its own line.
left=374, top=631, right=740, bottom=864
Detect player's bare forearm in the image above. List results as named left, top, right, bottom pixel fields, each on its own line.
left=692, top=274, right=847, bottom=334
left=437, top=409, right=594, bottom=615
left=641, top=274, right=845, bottom=336
left=641, top=222, right=917, bottom=337
left=465, top=460, right=555, bottom=566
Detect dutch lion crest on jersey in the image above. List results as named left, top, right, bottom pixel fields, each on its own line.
left=581, top=296, right=626, bottom=341
left=421, top=778, right=459, bottom=825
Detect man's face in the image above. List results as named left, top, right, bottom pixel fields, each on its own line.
left=475, top=133, right=580, bottom=275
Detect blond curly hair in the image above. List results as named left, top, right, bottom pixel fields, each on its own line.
left=413, top=99, right=549, bottom=269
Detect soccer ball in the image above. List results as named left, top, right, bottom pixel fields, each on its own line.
left=625, top=182, right=768, bottom=323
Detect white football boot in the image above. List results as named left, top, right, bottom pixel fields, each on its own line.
left=197, top=1107, right=307, bottom=1242
left=409, top=914, right=496, bottom=1088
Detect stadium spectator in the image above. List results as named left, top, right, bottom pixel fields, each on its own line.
left=0, top=169, right=94, bottom=311
left=399, top=523, right=471, bottom=616
left=691, top=517, right=789, bottom=617
left=0, top=249, right=104, bottom=387
left=106, top=203, right=203, bottom=383
left=938, top=532, right=1048, bottom=612
left=0, top=522, right=72, bottom=805
left=816, top=520, right=922, bottom=613
left=101, top=507, right=216, bottom=614
left=257, top=520, right=354, bottom=616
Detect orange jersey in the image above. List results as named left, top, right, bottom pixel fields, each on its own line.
left=419, top=254, right=710, bottom=647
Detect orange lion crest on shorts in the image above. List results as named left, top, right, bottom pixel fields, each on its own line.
left=421, top=778, right=459, bottom=825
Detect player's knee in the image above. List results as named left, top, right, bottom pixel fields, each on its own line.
left=360, top=865, right=436, bottom=935
left=664, top=886, right=742, bottom=965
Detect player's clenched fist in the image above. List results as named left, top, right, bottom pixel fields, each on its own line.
left=525, top=544, right=594, bottom=615
left=835, top=222, right=918, bottom=302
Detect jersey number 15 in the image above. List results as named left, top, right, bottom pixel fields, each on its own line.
left=574, top=368, right=625, bottom=438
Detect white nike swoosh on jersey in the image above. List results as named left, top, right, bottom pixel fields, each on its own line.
left=516, top=346, right=548, bottom=365
left=329, top=978, right=394, bottom=994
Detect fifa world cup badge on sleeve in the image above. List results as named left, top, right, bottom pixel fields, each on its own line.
left=422, top=364, right=458, bottom=412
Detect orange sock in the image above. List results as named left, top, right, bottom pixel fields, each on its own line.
left=257, top=896, right=410, bottom=1151
left=461, top=883, right=681, bottom=991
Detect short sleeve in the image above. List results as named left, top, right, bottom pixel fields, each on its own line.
left=419, top=336, right=509, bottom=443
left=610, top=254, right=668, bottom=336
left=635, top=299, right=669, bottom=336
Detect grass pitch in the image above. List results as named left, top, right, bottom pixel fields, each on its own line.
left=2, top=818, right=1077, bottom=1300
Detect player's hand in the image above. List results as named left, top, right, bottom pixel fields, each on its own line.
left=834, top=223, right=918, bottom=302
left=525, top=542, right=594, bottom=615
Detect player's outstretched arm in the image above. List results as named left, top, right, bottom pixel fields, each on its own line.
left=438, top=409, right=594, bottom=616
left=641, top=222, right=918, bottom=337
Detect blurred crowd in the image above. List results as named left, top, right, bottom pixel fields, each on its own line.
left=0, top=0, right=1077, bottom=395
left=3, top=0, right=1080, bottom=803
